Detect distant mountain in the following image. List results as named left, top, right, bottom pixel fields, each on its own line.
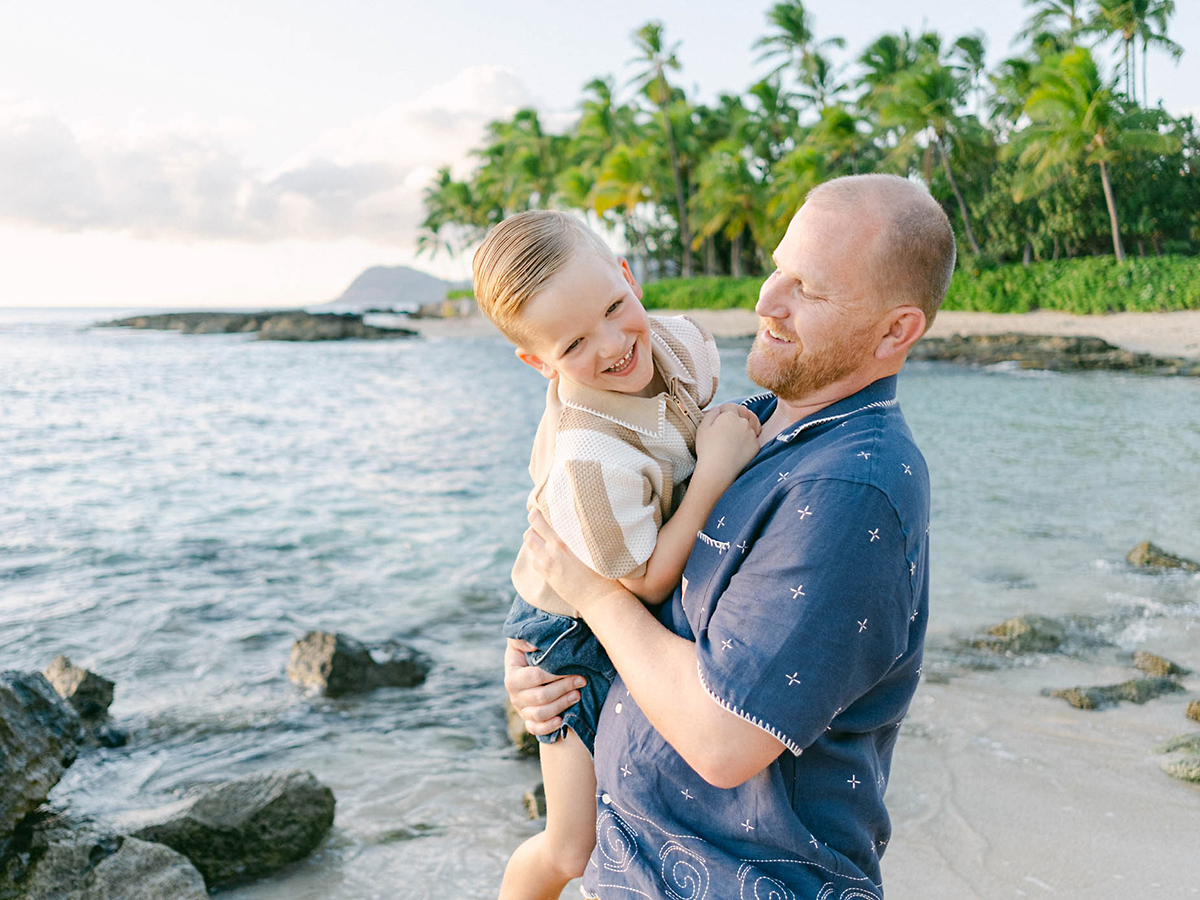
left=315, top=265, right=468, bottom=313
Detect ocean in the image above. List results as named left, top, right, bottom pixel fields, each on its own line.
left=2, top=307, right=1198, bottom=898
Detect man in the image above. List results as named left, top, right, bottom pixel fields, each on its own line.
left=510, top=173, right=956, bottom=899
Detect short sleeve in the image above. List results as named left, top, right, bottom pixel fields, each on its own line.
left=695, top=478, right=912, bottom=755
left=678, top=315, right=721, bottom=409
left=541, top=445, right=660, bottom=581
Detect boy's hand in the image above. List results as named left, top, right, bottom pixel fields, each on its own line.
left=504, top=638, right=586, bottom=736
left=693, top=404, right=762, bottom=488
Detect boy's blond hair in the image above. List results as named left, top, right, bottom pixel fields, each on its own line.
left=472, top=210, right=616, bottom=344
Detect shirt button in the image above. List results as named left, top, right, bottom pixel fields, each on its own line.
left=615, top=702, right=623, bottom=713
left=601, top=793, right=611, bottom=805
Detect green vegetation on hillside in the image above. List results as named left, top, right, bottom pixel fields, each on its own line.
left=418, top=0, right=1196, bottom=280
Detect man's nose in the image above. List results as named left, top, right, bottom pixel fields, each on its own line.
left=755, top=271, right=788, bottom=319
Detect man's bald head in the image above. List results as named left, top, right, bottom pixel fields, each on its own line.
left=805, top=174, right=956, bottom=330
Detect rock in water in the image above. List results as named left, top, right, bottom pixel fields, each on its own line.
left=1048, top=677, right=1184, bottom=710
left=973, top=614, right=1065, bottom=654
left=1187, top=700, right=1200, bottom=724
left=523, top=783, right=546, bottom=819
left=287, top=631, right=429, bottom=697
left=5, top=816, right=207, bottom=900
left=41, top=656, right=114, bottom=720
left=131, top=770, right=335, bottom=889
left=1126, top=541, right=1200, bottom=572
left=0, top=673, right=84, bottom=846
left=505, top=699, right=540, bottom=758
left=1132, top=651, right=1191, bottom=677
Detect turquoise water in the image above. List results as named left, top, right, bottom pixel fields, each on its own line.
left=2, top=308, right=1198, bottom=897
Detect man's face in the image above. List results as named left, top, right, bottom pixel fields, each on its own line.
left=746, top=199, right=883, bottom=403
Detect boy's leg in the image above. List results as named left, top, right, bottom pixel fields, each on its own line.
left=499, top=729, right=598, bottom=900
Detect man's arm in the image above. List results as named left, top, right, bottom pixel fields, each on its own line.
left=523, top=509, right=785, bottom=788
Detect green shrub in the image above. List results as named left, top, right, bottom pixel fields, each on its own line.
left=637, top=256, right=1200, bottom=314
left=945, top=255, right=1200, bottom=314
left=641, top=277, right=761, bottom=310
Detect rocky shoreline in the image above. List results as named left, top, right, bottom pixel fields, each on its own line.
left=0, top=632, right=430, bottom=899
left=97, top=310, right=418, bottom=341
left=907, top=332, right=1200, bottom=375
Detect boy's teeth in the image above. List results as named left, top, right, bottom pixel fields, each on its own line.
left=608, top=347, right=634, bottom=372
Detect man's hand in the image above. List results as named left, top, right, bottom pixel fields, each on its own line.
left=504, top=638, right=586, bottom=736
left=524, top=508, right=626, bottom=616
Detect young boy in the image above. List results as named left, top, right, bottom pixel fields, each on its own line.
left=473, top=210, right=760, bottom=900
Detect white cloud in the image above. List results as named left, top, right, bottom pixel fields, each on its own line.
left=0, top=65, right=537, bottom=247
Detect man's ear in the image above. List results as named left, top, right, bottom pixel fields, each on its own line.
left=875, top=306, right=927, bottom=361
left=618, top=257, right=643, bottom=301
left=515, top=347, right=558, bottom=380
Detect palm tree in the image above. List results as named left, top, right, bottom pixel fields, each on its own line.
left=690, top=139, right=763, bottom=276
left=754, top=0, right=845, bottom=103
left=416, top=167, right=482, bottom=259
left=743, top=77, right=799, bottom=166
left=629, top=21, right=694, bottom=277
left=1012, top=46, right=1180, bottom=261
left=872, top=37, right=984, bottom=254
left=1134, top=0, right=1183, bottom=106
left=1015, top=0, right=1090, bottom=46
left=1087, top=0, right=1180, bottom=102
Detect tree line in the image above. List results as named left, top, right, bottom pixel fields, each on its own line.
left=419, top=0, right=1196, bottom=281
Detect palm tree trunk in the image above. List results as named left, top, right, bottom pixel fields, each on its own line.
left=658, top=107, right=692, bottom=278
left=1098, top=159, right=1125, bottom=262
left=731, top=231, right=743, bottom=278
left=936, top=137, right=981, bottom=255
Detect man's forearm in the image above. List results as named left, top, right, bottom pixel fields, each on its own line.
left=579, top=584, right=784, bottom=788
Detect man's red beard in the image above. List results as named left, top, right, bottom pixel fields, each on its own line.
left=746, top=320, right=877, bottom=402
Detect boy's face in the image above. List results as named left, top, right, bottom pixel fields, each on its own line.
left=515, top=252, right=655, bottom=396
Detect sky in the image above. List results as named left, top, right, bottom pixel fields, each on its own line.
left=2, top=0, right=1198, bottom=308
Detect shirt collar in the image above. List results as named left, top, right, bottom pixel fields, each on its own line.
left=554, top=322, right=693, bottom=437
left=743, top=375, right=900, bottom=444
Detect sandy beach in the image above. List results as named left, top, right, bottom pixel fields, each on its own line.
left=401, top=308, right=1200, bottom=361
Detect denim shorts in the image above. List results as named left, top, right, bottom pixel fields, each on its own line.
left=502, top=596, right=616, bottom=755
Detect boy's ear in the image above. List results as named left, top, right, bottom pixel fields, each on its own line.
left=515, top=347, right=558, bottom=380
left=618, top=257, right=643, bottom=301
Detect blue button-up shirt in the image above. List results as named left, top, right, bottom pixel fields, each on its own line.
left=584, top=375, right=929, bottom=900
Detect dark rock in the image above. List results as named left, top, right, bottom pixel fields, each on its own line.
left=505, top=700, right=540, bottom=758
left=973, top=614, right=1065, bottom=654
left=1132, top=650, right=1191, bottom=677
left=1126, top=541, right=1200, bottom=572
left=524, top=783, right=546, bottom=819
left=97, top=311, right=286, bottom=333
left=1048, top=677, right=1185, bottom=710
left=1, top=673, right=84, bottom=849
left=1187, top=700, right=1200, bottom=724
left=131, top=770, right=335, bottom=889
left=97, top=310, right=417, bottom=342
left=3, top=814, right=207, bottom=900
left=910, top=332, right=1200, bottom=376
left=42, top=656, right=114, bottom=720
left=256, top=312, right=416, bottom=341
left=287, top=631, right=429, bottom=697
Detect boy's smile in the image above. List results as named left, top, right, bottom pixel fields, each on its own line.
left=515, top=252, right=657, bottom=397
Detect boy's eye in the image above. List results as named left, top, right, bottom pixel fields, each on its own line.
left=565, top=338, right=582, bottom=354
left=606, top=299, right=622, bottom=315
